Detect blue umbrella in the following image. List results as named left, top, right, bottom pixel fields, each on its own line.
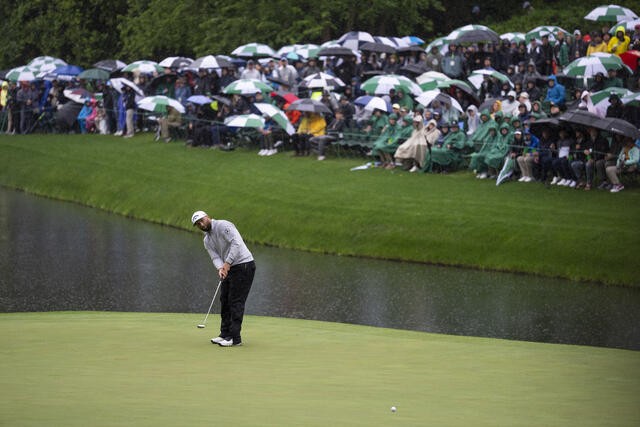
left=187, top=95, right=213, bottom=105
left=50, top=65, right=84, bottom=81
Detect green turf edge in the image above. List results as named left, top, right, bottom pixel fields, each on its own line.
left=1, top=312, right=639, bottom=427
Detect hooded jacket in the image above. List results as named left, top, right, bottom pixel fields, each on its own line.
left=608, top=26, right=630, bottom=55
left=545, top=75, right=565, bottom=106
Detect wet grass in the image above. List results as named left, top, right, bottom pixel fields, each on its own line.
left=1, top=312, right=638, bottom=427
left=0, top=133, right=639, bottom=285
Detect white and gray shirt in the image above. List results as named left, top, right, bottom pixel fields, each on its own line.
left=203, top=220, right=254, bottom=269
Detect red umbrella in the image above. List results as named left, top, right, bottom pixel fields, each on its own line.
left=620, top=50, right=640, bottom=71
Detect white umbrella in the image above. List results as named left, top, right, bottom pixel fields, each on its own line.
left=585, top=4, right=638, bottom=22
left=253, top=103, right=295, bottom=135
left=354, top=95, right=391, bottom=113
left=224, top=114, right=265, bottom=128
left=416, top=90, right=463, bottom=113
left=158, top=57, right=193, bottom=68
left=337, top=31, right=375, bottom=51
left=5, top=66, right=37, bottom=82
left=122, top=60, right=164, bottom=74
left=223, top=79, right=273, bottom=95
left=109, top=77, right=145, bottom=97
left=416, top=71, right=450, bottom=85
left=231, top=43, right=276, bottom=58
left=190, top=55, right=233, bottom=69
left=468, top=69, right=514, bottom=89
left=137, top=95, right=185, bottom=114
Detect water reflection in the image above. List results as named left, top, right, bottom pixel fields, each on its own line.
left=1, top=188, right=639, bottom=350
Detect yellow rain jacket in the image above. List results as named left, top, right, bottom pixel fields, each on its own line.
left=0, top=81, right=8, bottom=108
left=297, top=113, right=326, bottom=136
left=608, top=26, right=630, bottom=55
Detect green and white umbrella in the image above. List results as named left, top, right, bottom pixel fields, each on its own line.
left=468, top=69, right=514, bottom=89
left=122, top=60, right=164, bottom=74
left=223, top=79, right=273, bottom=95
left=360, top=74, right=422, bottom=96
left=416, top=71, right=450, bottom=90
left=77, top=68, right=110, bottom=81
left=294, top=44, right=321, bottom=59
left=445, top=24, right=500, bottom=44
left=609, top=18, right=640, bottom=33
left=231, top=43, right=275, bottom=58
left=5, top=66, right=37, bottom=82
left=137, top=95, right=185, bottom=114
left=621, top=91, right=640, bottom=106
left=28, top=56, right=66, bottom=69
left=591, top=87, right=633, bottom=114
left=562, top=54, right=628, bottom=78
left=525, top=26, right=569, bottom=43
left=253, top=103, right=295, bottom=135
left=496, top=157, right=515, bottom=186
left=425, top=37, right=449, bottom=54
left=585, top=4, right=638, bottom=22
left=416, top=90, right=463, bottom=113
left=500, top=32, right=526, bottom=44
left=224, top=114, right=265, bottom=128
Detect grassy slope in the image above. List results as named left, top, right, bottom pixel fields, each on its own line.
left=0, top=134, right=639, bottom=285
left=0, top=312, right=638, bottom=427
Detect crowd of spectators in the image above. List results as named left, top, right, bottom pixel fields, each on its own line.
left=1, top=22, right=640, bottom=192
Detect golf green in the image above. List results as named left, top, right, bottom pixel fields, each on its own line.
left=1, top=312, right=638, bottom=426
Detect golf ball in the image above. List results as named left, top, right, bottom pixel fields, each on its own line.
left=391, top=406, right=397, bottom=413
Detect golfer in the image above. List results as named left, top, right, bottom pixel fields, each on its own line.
left=192, top=210, right=255, bottom=347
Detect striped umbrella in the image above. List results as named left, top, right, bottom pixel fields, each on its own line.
left=110, top=77, right=145, bottom=97
left=500, top=32, right=526, bottom=44
left=137, top=95, right=185, bottom=114
left=253, top=103, right=295, bottom=135
left=416, top=71, right=450, bottom=90
left=122, top=60, right=164, bottom=74
left=300, top=72, right=345, bottom=89
left=231, top=43, right=276, bottom=58
left=354, top=95, right=391, bottom=113
left=608, top=18, right=640, bottom=33
left=374, top=36, right=409, bottom=49
left=5, top=66, right=37, bottom=82
left=224, top=114, right=265, bottom=128
left=585, top=4, right=638, bottom=22
left=562, top=55, right=628, bottom=78
left=190, top=55, right=232, bottom=69
left=223, top=79, right=273, bottom=95
left=158, top=57, right=193, bottom=69
left=621, top=91, right=640, bottom=106
left=591, top=87, right=633, bottom=115
left=63, top=88, right=94, bottom=104
left=416, top=90, right=463, bottom=113
left=424, top=36, right=450, bottom=54
left=294, top=44, right=321, bottom=59
left=77, top=68, right=110, bottom=81
left=94, top=59, right=127, bottom=72
left=360, top=74, right=422, bottom=96
left=445, top=24, right=500, bottom=44
left=28, top=56, right=67, bottom=69
left=525, top=26, right=569, bottom=43
left=337, top=31, right=375, bottom=51
left=468, top=69, right=514, bottom=89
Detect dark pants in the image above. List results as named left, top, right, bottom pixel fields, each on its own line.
left=292, top=133, right=311, bottom=155
left=219, top=261, right=256, bottom=343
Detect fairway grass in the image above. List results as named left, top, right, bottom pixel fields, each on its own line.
left=1, top=312, right=638, bottom=426
left=1, top=133, right=639, bottom=285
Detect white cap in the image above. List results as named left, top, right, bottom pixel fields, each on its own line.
left=191, top=210, right=208, bottom=225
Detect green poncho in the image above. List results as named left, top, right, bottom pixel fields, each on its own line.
left=469, top=121, right=499, bottom=172
left=431, top=127, right=468, bottom=168
left=470, top=109, right=496, bottom=151
left=371, top=120, right=400, bottom=155
left=485, top=123, right=513, bottom=170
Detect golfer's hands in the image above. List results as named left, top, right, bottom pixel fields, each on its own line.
left=218, top=262, right=231, bottom=280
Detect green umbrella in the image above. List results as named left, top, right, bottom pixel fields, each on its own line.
left=223, top=79, right=273, bottom=95
left=77, top=68, right=110, bottom=80
left=231, top=43, right=275, bottom=58
left=224, top=114, right=265, bottom=128
left=562, top=55, right=627, bottom=78
left=525, top=26, right=569, bottom=43
left=500, top=32, right=526, bottom=44
left=360, top=74, right=422, bottom=96
left=585, top=5, right=638, bottom=22
left=137, top=95, right=185, bottom=114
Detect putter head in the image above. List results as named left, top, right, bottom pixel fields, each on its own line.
left=197, top=324, right=206, bottom=329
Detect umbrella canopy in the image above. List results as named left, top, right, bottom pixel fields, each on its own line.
left=294, top=44, right=321, bottom=59
left=317, top=46, right=358, bottom=57
left=445, top=24, right=500, bottom=44
left=253, top=102, right=295, bottom=135
left=585, top=4, right=638, bottom=22
left=416, top=90, right=463, bottom=113
left=373, top=36, right=409, bottom=49
left=50, top=64, right=84, bottom=80
left=360, top=42, right=396, bottom=54
left=620, top=50, right=640, bottom=71
left=591, top=87, right=633, bottom=114
left=621, top=91, right=640, bottom=106
left=122, top=60, right=164, bottom=74
left=137, top=95, right=185, bottom=114
left=5, top=66, right=37, bottom=82
left=224, top=114, right=265, bottom=128
left=496, top=157, right=516, bottom=186
left=559, top=109, right=610, bottom=129
left=28, top=56, right=67, bottom=71
left=286, top=98, right=332, bottom=114
left=63, top=88, right=94, bottom=103
left=231, top=43, right=275, bottom=58
left=300, top=72, right=346, bottom=89
left=416, top=71, right=451, bottom=90
left=223, top=79, right=273, bottom=95
left=354, top=95, right=391, bottom=113
left=186, top=95, right=213, bottom=105
left=360, top=74, right=422, bottom=96
left=190, top=55, right=233, bottom=69
left=425, top=37, right=449, bottom=54
left=468, top=69, right=514, bottom=89
left=609, top=18, right=640, bottom=33
left=528, top=117, right=561, bottom=135
left=158, top=56, right=193, bottom=69
left=402, top=35, right=425, bottom=46
left=211, top=95, right=232, bottom=106
left=500, top=32, right=526, bottom=44
left=562, top=55, right=627, bottom=78
left=271, top=92, right=299, bottom=105
left=77, top=68, right=110, bottom=81
left=603, top=117, right=640, bottom=139
left=109, top=77, right=145, bottom=97
left=525, top=26, right=569, bottom=43
left=94, top=59, right=127, bottom=72
left=337, top=31, right=375, bottom=51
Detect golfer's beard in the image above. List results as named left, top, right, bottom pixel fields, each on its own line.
left=203, top=223, right=212, bottom=232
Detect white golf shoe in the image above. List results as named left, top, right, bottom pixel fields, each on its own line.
left=217, top=338, right=242, bottom=347
left=211, top=336, right=226, bottom=344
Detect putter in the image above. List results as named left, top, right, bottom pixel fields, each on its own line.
left=197, top=279, right=223, bottom=329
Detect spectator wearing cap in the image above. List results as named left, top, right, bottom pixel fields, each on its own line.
left=241, top=60, right=262, bottom=80
left=571, top=29, right=588, bottom=59
left=586, top=32, right=607, bottom=56
left=515, top=129, right=539, bottom=182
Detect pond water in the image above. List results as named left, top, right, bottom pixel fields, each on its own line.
left=1, top=188, right=638, bottom=350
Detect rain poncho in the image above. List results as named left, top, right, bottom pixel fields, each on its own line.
left=431, top=125, right=467, bottom=168
left=371, top=119, right=400, bottom=155
left=465, top=105, right=480, bottom=136
left=607, top=26, right=630, bottom=56
left=485, top=123, right=513, bottom=170
left=469, top=121, right=499, bottom=172
left=420, top=120, right=442, bottom=172
left=470, top=109, right=495, bottom=151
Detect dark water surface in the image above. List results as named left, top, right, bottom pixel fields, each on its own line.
left=1, top=188, right=639, bottom=350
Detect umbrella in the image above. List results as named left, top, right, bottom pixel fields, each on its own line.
left=122, top=60, right=164, bottom=74
left=224, top=114, right=265, bottom=128
left=271, top=92, right=299, bottom=105
left=468, top=69, right=514, bottom=89
left=294, top=44, right=321, bottom=59
left=373, top=36, right=409, bottom=49
left=445, top=24, right=500, bottom=44
left=300, top=72, right=346, bottom=89
left=525, top=26, right=569, bottom=43
left=562, top=55, right=627, bottom=78
left=317, top=46, right=358, bottom=57
left=360, top=42, right=396, bottom=54
left=158, top=56, right=193, bottom=69
left=416, top=71, right=451, bottom=90
left=585, top=4, right=638, bottom=22
left=223, top=79, right=273, bottom=95
left=148, top=73, right=178, bottom=92
left=231, top=43, right=275, bottom=58
left=190, top=55, right=233, bottom=69
left=137, top=95, right=185, bottom=114
left=398, top=63, right=429, bottom=77
left=621, top=91, right=640, bottom=106
left=29, top=56, right=66, bottom=68
left=187, top=95, right=213, bottom=105
left=63, top=88, right=94, bottom=103
left=559, top=109, right=610, bottom=129
left=500, top=32, right=526, bottom=44
left=402, top=35, right=425, bottom=46
left=286, top=98, right=332, bottom=114
left=211, top=95, right=232, bottom=106
left=609, top=18, right=640, bottom=33
left=603, top=117, right=640, bottom=139
left=5, top=66, right=37, bottom=82
left=109, top=77, right=145, bottom=97
left=591, top=87, right=633, bottom=115
left=50, top=64, right=84, bottom=80
left=94, top=59, right=127, bottom=72
left=354, top=95, right=391, bottom=113
left=360, top=74, right=422, bottom=96
left=416, top=90, right=463, bottom=113
left=276, top=44, right=298, bottom=57
left=253, top=102, right=295, bottom=135
left=397, top=45, right=426, bottom=54
left=337, top=31, right=375, bottom=51
left=425, top=37, right=449, bottom=54
left=620, top=50, right=640, bottom=71
left=77, top=68, right=110, bottom=81
left=496, top=157, right=515, bottom=186
left=528, top=117, right=560, bottom=135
